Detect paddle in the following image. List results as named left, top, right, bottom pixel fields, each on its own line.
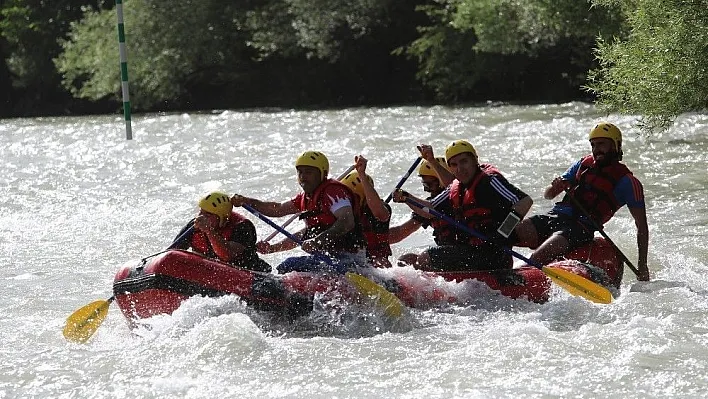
left=384, top=157, right=422, bottom=204
left=404, top=197, right=613, bottom=304
left=563, top=190, right=641, bottom=278
left=262, top=165, right=357, bottom=243
left=63, top=225, right=195, bottom=343
left=242, top=204, right=405, bottom=318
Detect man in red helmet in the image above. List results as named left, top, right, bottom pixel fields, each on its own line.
left=515, top=122, right=650, bottom=281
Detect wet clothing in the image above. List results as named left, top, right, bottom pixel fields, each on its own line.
left=425, top=164, right=528, bottom=271
left=412, top=195, right=456, bottom=246
left=531, top=156, right=645, bottom=250
left=173, top=212, right=272, bottom=272
left=276, top=251, right=366, bottom=274
left=426, top=244, right=511, bottom=271
left=554, top=155, right=645, bottom=225
left=361, top=203, right=392, bottom=268
left=291, top=178, right=365, bottom=256
left=528, top=213, right=594, bottom=249
left=280, top=179, right=366, bottom=273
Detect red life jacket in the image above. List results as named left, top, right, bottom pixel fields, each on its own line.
left=191, top=211, right=253, bottom=265
left=562, top=155, right=631, bottom=225
left=449, top=165, right=499, bottom=246
left=360, top=204, right=392, bottom=267
left=297, top=178, right=365, bottom=254
left=428, top=194, right=456, bottom=245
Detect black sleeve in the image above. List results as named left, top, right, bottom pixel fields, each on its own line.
left=411, top=211, right=430, bottom=228
left=230, top=220, right=258, bottom=249
left=170, top=219, right=195, bottom=250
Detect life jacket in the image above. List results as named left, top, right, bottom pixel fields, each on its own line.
left=191, top=211, right=257, bottom=266
left=561, top=155, right=632, bottom=225
left=428, top=195, right=456, bottom=246
left=448, top=165, right=499, bottom=246
left=360, top=203, right=392, bottom=267
left=297, top=178, right=365, bottom=254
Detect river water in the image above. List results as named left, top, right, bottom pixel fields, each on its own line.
left=1, top=104, right=707, bottom=398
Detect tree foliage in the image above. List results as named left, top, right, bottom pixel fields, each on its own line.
left=2, top=0, right=707, bottom=128
left=55, top=0, right=253, bottom=108
left=587, top=0, right=708, bottom=131
left=401, top=0, right=624, bottom=101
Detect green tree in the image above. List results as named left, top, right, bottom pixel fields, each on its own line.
left=0, top=0, right=111, bottom=113
left=401, top=0, right=623, bottom=100
left=55, top=0, right=253, bottom=109
left=587, top=0, right=708, bottom=131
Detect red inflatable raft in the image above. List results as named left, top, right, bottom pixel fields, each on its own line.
left=112, top=238, right=620, bottom=322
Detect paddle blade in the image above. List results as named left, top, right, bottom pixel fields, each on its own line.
left=63, top=299, right=112, bottom=343
left=542, top=266, right=613, bottom=304
left=345, top=272, right=406, bottom=319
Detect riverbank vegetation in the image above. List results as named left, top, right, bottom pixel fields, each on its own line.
left=1, top=0, right=706, bottom=130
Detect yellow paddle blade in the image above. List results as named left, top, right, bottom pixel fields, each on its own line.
left=345, top=272, right=406, bottom=319
left=542, top=266, right=613, bottom=304
left=63, top=299, right=112, bottom=343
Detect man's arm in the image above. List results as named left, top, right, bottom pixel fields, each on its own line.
left=257, top=230, right=302, bottom=254
left=544, top=160, right=582, bottom=200
left=388, top=218, right=422, bottom=244
left=355, top=155, right=390, bottom=221
left=512, top=195, right=533, bottom=217
left=302, top=205, right=356, bottom=253
left=417, top=144, right=454, bottom=186
left=231, top=195, right=298, bottom=217
left=629, top=206, right=650, bottom=281
left=544, top=177, right=571, bottom=200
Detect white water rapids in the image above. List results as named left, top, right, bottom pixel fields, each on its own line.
left=1, top=103, right=707, bottom=398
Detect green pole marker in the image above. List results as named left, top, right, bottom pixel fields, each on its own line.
left=115, top=0, right=132, bottom=140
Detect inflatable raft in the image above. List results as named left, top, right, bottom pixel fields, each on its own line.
left=112, top=238, right=620, bottom=323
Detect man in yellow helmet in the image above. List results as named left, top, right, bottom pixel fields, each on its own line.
left=172, top=191, right=271, bottom=272
left=230, top=151, right=365, bottom=273
left=341, top=155, right=392, bottom=268
left=515, top=122, right=650, bottom=282
left=389, top=155, right=457, bottom=255
left=395, top=141, right=533, bottom=271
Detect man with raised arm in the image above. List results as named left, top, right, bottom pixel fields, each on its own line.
left=395, top=140, right=532, bottom=271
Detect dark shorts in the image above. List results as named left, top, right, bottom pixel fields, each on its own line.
left=426, top=244, right=512, bottom=272
left=529, top=214, right=594, bottom=249
left=276, top=252, right=365, bottom=274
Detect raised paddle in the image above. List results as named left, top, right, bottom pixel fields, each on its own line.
left=563, top=190, right=641, bottom=278
left=242, top=204, right=406, bottom=318
left=384, top=157, right=422, bottom=204
left=404, top=197, right=613, bottom=304
left=63, top=225, right=195, bottom=343
left=262, top=165, right=357, bottom=243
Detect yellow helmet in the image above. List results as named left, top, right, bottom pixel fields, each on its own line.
left=340, top=171, right=373, bottom=203
left=198, top=191, right=232, bottom=224
left=418, top=157, right=450, bottom=178
left=445, top=140, right=477, bottom=164
left=589, top=122, right=622, bottom=151
left=295, top=151, right=329, bottom=180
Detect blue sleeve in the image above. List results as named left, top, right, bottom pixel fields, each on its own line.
left=561, top=159, right=583, bottom=183
left=614, top=175, right=645, bottom=208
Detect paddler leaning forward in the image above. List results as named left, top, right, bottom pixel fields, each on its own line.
left=230, top=151, right=366, bottom=274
